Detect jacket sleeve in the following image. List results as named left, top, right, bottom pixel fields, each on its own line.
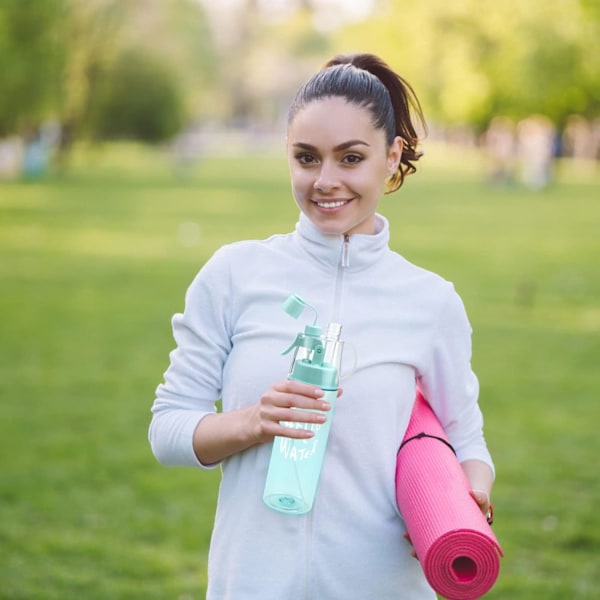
left=417, top=285, right=495, bottom=477
left=148, top=248, right=233, bottom=468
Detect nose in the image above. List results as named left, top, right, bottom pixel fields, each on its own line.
left=314, top=161, right=339, bottom=193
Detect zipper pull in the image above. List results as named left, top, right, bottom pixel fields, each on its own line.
left=341, top=234, right=350, bottom=268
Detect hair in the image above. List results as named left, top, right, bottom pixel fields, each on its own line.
left=288, top=53, right=427, bottom=192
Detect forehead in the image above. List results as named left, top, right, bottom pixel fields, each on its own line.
left=288, top=97, right=384, bottom=145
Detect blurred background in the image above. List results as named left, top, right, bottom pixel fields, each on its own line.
left=1, top=1, right=599, bottom=599
left=0, top=0, right=599, bottom=177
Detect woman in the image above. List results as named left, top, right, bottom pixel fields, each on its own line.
left=149, top=53, right=494, bottom=599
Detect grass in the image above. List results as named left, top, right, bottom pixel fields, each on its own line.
left=1, top=142, right=598, bottom=598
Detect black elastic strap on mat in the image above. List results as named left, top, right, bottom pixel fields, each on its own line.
left=397, top=431, right=456, bottom=455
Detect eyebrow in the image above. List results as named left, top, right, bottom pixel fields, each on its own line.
left=292, top=140, right=370, bottom=152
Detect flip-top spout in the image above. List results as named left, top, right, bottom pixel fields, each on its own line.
left=282, top=294, right=318, bottom=324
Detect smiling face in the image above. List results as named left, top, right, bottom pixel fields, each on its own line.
left=287, top=96, right=403, bottom=237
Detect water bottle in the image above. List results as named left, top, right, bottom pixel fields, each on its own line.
left=263, top=295, right=343, bottom=515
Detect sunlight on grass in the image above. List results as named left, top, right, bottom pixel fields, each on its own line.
left=1, top=142, right=598, bottom=599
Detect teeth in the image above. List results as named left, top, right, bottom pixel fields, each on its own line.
left=315, top=200, right=348, bottom=208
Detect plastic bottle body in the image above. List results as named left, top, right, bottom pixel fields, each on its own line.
left=263, top=387, right=337, bottom=514
left=263, top=312, right=343, bottom=515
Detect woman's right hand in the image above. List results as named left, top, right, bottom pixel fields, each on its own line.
left=192, top=381, right=338, bottom=466
left=250, top=380, right=334, bottom=444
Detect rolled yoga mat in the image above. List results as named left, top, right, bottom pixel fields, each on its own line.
left=395, top=392, right=503, bottom=600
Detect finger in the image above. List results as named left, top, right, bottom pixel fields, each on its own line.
left=264, top=396, right=331, bottom=418
left=268, top=384, right=330, bottom=412
left=272, top=422, right=319, bottom=439
left=402, top=532, right=418, bottom=560
left=276, top=380, right=325, bottom=400
left=255, top=414, right=318, bottom=440
left=260, top=387, right=328, bottom=412
left=279, top=392, right=331, bottom=413
left=278, top=407, right=328, bottom=427
left=469, top=489, right=490, bottom=515
left=259, top=404, right=328, bottom=439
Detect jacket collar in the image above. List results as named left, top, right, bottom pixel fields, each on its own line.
left=294, top=212, right=390, bottom=271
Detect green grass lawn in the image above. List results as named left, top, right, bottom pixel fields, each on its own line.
left=1, top=142, right=598, bottom=598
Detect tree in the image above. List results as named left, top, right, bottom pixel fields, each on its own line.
left=0, top=0, right=216, bottom=147
left=57, top=0, right=131, bottom=154
left=89, top=48, right=185, bottom=142
left=335, top=0, right=600, bottom=128
left=0, top=0, right=66, bottom=132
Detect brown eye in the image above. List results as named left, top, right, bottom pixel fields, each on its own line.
left=343, top=154, right=363, bottom=164
left=296, top=153, right=318, bottom=165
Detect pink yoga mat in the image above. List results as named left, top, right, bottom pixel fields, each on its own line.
left=395, top=392, right=503, bottom=600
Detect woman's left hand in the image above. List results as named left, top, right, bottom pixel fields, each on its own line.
left=469, top=489, right=493, bottom=524
left=461, top=459, right=494, bottom=524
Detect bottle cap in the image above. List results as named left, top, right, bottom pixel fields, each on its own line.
left=282, top=294, right=305, bottom=318
left=282, top=294, right=318, bottom=325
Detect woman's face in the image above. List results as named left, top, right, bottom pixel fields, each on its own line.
left=287, top=96, right=402, bottom=237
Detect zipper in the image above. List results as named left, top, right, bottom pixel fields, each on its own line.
left=304, top=235, right=349, bottom=598
left=341, top=234, right=350, bottom=268
left=332, top=234, right=350, bottom=323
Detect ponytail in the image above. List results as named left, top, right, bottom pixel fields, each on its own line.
left=289, top=53, right=427, bottom=192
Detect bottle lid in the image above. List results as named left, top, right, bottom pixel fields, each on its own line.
left=282, top=294, right=318, bottom=325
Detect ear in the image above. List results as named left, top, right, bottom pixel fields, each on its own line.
left=387, top=136, right=404, bottom=176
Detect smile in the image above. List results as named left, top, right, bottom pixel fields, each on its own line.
left=314, top=199, right=350, bottom=208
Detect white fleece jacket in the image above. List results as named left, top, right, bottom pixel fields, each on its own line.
left=149, top=212, right=494, bottom=599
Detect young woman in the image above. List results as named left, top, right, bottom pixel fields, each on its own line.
left=149, top=53, right=494, bottom=599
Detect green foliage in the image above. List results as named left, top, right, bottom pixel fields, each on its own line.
left=88, top=49, right=185, bottom=142
left=0, top=143, right=598, bottom=598
left=0, top=0, right=66, bottom=131
left=118, top=0, right=218, bottom=118
left=2, top=0, right=598, bottom=138
left=336, top=0, right=600, bottom=126
left=0, top=0, right=213, bottom=142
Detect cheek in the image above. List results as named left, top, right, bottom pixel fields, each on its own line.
left=353, top=170, right=384, bottom=194
left=289, top=167, right=312, bottom=193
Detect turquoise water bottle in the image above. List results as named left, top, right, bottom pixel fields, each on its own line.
left=263, top=295, right=343, bottom=515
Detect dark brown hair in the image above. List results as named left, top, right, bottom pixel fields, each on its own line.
left=288, top=53, right=427, bottom=192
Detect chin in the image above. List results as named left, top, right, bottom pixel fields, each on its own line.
left=312, top=219, right=347, bottom=237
